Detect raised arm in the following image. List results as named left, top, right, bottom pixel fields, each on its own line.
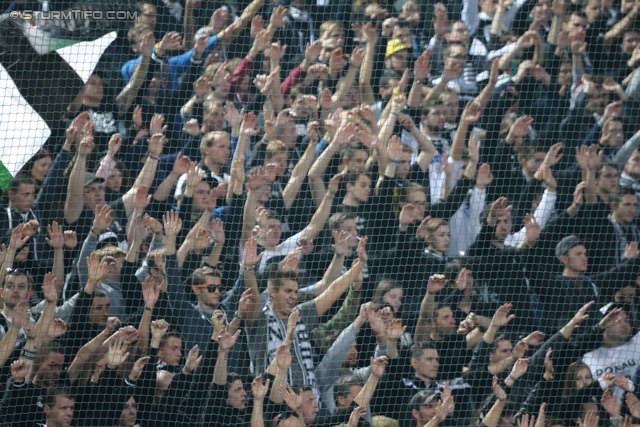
left=116, top=30, right=153, bottom=115
left=298, top=173, right=341, bottom=242
left=240, top=236, right=263, bottom=328
left=359, top=23, right=378, bottom=106
left=282, top=123, right=319, bottom=209
left=314, top=238, right=367, bottom=317
left=64, top=122, right=94, bottom=224
left=353, top=356, right=387, bottom=408
left=122, top=128, right=165, bottom=218
left=332, top=47, right=364, bottom=106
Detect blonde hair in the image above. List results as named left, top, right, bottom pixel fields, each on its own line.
left=200, top=131, right=230, bottom=151
left=266, top=140, right=288, bottom=160
left=93, top=246, right=126, bottom=260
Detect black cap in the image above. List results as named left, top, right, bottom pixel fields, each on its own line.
left=555, top=235, right=581, bottom=260
left=84, top=173, right=106, bottom=187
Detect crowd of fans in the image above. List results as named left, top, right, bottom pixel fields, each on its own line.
left=7, top=0, right=640, bottom=425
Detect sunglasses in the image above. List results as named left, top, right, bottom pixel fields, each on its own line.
left=200, top=284, right=224, bottom=293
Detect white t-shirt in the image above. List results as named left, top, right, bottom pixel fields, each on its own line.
left=583, top=331, right=640, bottom=398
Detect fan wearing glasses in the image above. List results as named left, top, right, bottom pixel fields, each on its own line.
left=190, top=266, right=225, bottom=310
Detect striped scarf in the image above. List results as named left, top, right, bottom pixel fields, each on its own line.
left=263, top=305, right=318, bottom=398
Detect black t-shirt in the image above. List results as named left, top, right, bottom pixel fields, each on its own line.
left=77, top=95, right=119, bottom=154
left=433, top=333, right=472, bottom=381
left=64, top=208, right=95, bottom=248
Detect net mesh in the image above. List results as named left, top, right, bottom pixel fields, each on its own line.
left=0, top=1, right=638, bottom=426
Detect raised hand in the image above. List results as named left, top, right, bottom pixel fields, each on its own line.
left=42, top=272, right=58, bottom=303
left=386, top=318, right=406, bottom=341
left=283, top=384, right=304, bottom=411
left=275, top=343, right=292, bottom=368
left=163, top=210, right=182, bottom=238
left=46, top=222, right=64, bottom=250
left=356, top=236, right=368, bottom=264
left=413, top=49, right=432, bottom=81
left=508, top=358, right=530, bottom=381
left=435, top=391, right=455, bottom=422
left=12, top=301, right=30, bottom=329
left=63, top=230, right=78, bottom=249
left=543, top=348, right=554, bottom=380
left=11, top=359, right=31, bottom=383
left=268, top=5, right=287, bottom=30
left=416, top=215, right=433, bottom=241
left=602, top=389, right=621, bottom=418
left=348, top=406, right=367, bottom=427
left=522, top=331, right=546, bottom=347
left=370, top=355, right=389, bottom=378
left=518, top=414, right=536, bottom=427
left=142, top=276, right=159, bottom=310
left=626, top=393, right=640, bottom=418
left=493, top=375, right=507, bottom=401
left=219, top=327, right=241, bottom=352
left=599, top=306, right=623, bottom=331
left=578, top=410, right=599, bottom=427
left=133, top=186, right=152, bottom=213
left=183, top=345, right=203, bottom=374
left=491, top=303, right=515, bottom=328
left=87, top=251, right=110, bottom=285
left=243, top=236, right=263, bottom=267
left=512, top=340, right=529, bottom=359
left=106, top=337, right=130, bottom=369
left=150, top=319, right=169, bottom=341
left=252, top=375, right=271, bottom=401
left=143, top=214, right=163, bottom=236
left=129, top=356, right=150, bottom=381
left=427, top=274, right=447, bottom=295
left=107, top=133, right=122, bottom=158
left=93, top=205, right=114, bottom=235
left=158, top=32, right=182, bottom=56
left=209, top=218, right=225, bottom=246
left=211, top=310, right=227, bottom=339
left=284, top=310, right=300, bottom=347
left=47, top=319, right=68, bottom=339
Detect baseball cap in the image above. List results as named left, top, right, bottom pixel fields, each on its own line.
left=386, top=39, right=409, bottom=58
left=84, top=173, right=106, bottom=187
left=555, top=235, right=581, bottom=260
left=409, top=390, right=438, bottom=410
left=97, top=231, right=119, bottom=250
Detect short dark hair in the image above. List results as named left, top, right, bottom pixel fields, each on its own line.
left=610, top=186, right=638, bottom=204
left=191, top=266, right=223, bottom=287
left=146, top=248, right=165, bottom=270
left=268, top=269, right=299, bottom=291
left=489, top=334, right=512, bottom=354
left=7, top=173, right=35, bottom=194
left=343, top=172, right=370, bottom=190
left=92, top=289, right=109, bottom=300
left=410, top=341, right=436, bottom=360
left=598, top=158, right=619, bottom=180
left=44, top=387, right=74, bottom=409
left=328, top=212, right=356, bottom=231
left=226, top=372, right=245, bottom=391
left=160, top=330, right=182, bottom=349
left=340, top=140, right=368, bottom=161
left=3, top=269, right=34, bottom=290
left=334, top=375, right=364, bottom=404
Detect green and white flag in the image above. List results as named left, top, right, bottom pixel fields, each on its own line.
left=0, top=16, right=116, bottom=189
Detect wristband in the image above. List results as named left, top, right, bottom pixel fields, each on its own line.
left=144, top=307, right=153, bottom=311
left=20, top=348, right=37, bottom=360
left=148, top=154, right=160, bottom=161
left=240, top=263, right=255, bottom=272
